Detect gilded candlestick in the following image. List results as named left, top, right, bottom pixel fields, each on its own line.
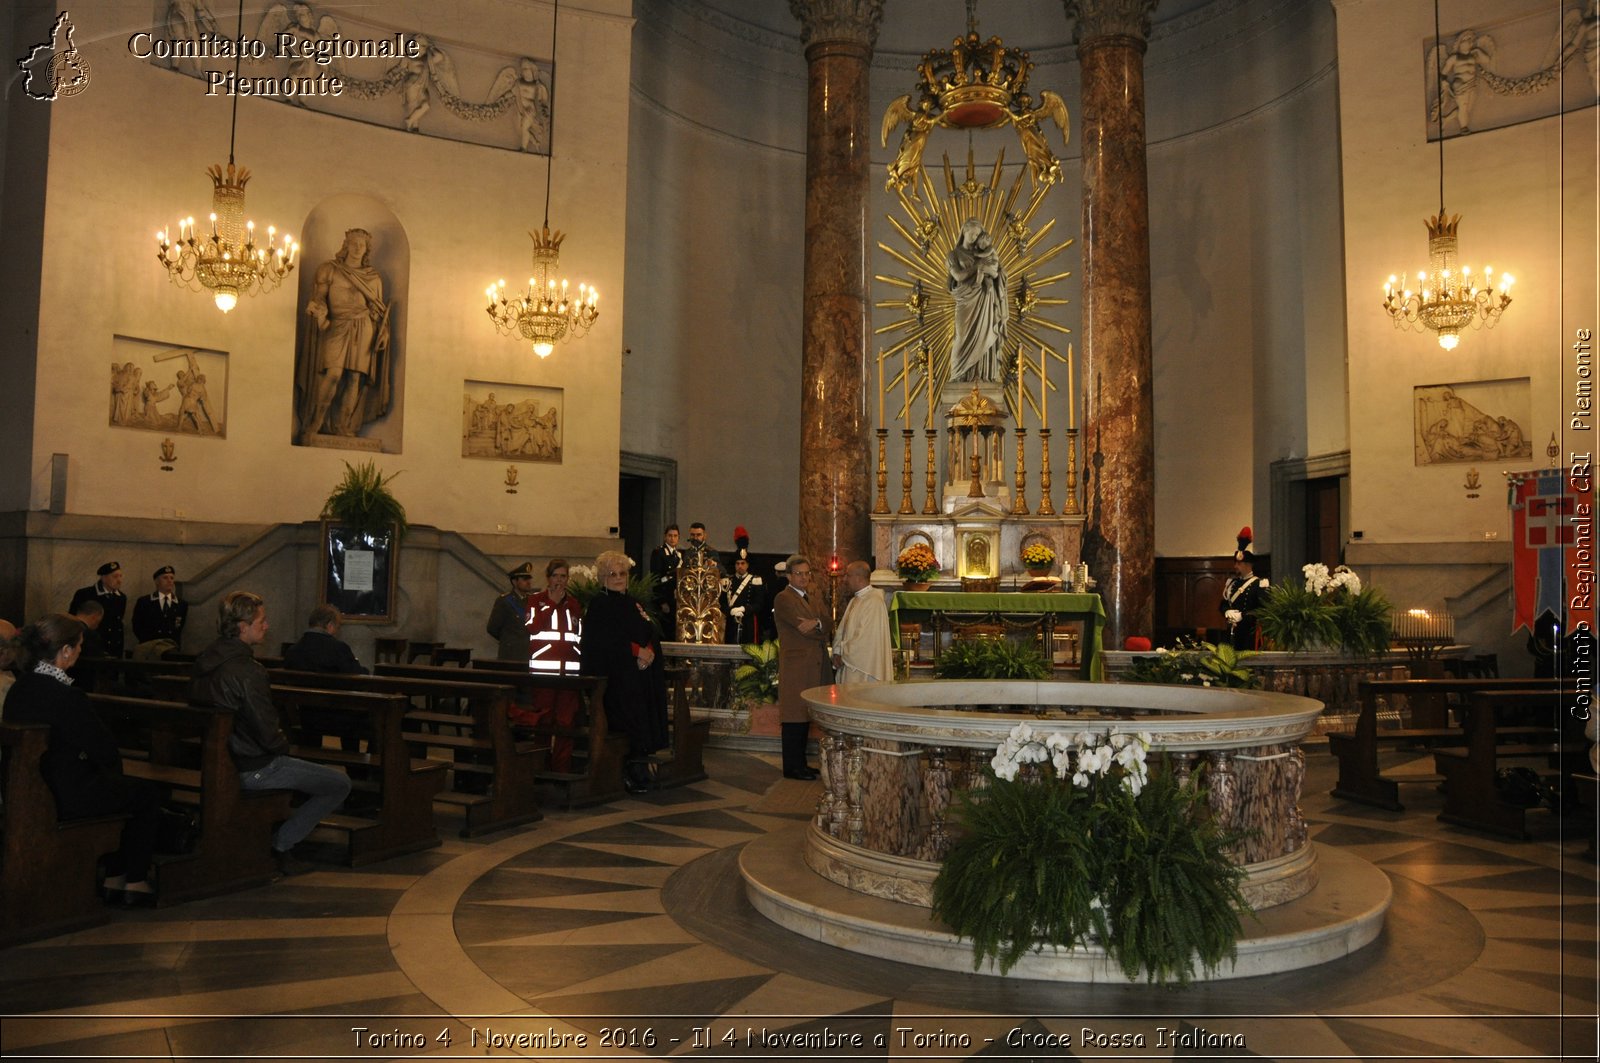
left=1064, top=427, right=1081, bottom=515
left=922, top=428, right=939, bottom=514
left=899, top=429, right=916, bottom=514
left=873, top=428, right=890, bottom=514
left=1012, top=427, right=1029, bottom=514
left=1037, top=427, right=1056, bottom=515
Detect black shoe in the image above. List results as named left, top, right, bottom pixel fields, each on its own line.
left=120, top=884, right=158, bottom=908
left=784, top=768, right=819, bottom=781
left=273, top=849, right=314, bottom=876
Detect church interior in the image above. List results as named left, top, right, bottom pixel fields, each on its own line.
left=1, top=0, right=1595, bottom=1058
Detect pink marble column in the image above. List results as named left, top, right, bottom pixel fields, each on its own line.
left=791, top=0, right=882, bottom=578
left=1067, top=0, right=1158, bottom=648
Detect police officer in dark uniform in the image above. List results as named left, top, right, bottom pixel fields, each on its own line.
left=721, top=555, right=765, bottom=643
left=130, top=565, right=188, bottom=658
left=70, top=561, right=128, bottom=659
left=648, top=525, right=683, bottom=629
left=486, top=562, right=538, bottom=662
left=1220, top=527, right=1268, bottom=650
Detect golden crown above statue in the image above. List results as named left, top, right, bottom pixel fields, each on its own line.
left=881, top=11, right=1070, bottom=193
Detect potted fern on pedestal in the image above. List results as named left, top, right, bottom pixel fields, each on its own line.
left=320, top=460, right=407, bottom=623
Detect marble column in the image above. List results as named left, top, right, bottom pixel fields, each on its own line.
left=1064, top=0, right=1158, bottom=648
left=790, top=0, right=882, bottom=583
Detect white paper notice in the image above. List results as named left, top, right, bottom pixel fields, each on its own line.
left=344, top=549, right=375, bottom=592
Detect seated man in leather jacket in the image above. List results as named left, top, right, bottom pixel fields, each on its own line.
left=190, top=591, right=351, bottom=875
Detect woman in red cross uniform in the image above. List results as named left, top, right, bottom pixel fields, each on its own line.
left=524, top=558, right=582, bottom=771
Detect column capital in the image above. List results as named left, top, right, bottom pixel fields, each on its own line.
left=789, top=0, right=884, bottom=52
left=1062, top=0, right=1159, bottom=45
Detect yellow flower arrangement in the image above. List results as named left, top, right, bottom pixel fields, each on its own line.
left=895, top=542, right=940, bottom=580
left=1021, top=542, right=1056, bottom=570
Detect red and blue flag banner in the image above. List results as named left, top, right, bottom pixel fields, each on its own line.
left=1509, top=468, right=1594, bottom=634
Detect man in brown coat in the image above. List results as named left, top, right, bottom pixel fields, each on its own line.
left=772, top=554, right=831, bottom=779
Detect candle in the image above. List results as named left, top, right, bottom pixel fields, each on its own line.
left=925, top=345, right=934, bottom=429
left=902, top=349, right=911, bottom=429
left=877, top=350, right=885, bottom=427
left=1039, top=346, right=1048, bottom=430
left=1016, top=355, right=1023, bottom=427
left=1066, top=343, right=1075, bottom=430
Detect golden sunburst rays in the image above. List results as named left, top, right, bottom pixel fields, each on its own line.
left=874, top=147, right=1074, bottom=425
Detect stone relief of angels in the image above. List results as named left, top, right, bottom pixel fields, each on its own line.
left=400, top=35, right=460, bottom=131
left=1428, top=29, right=1496, bottom=133
left=486, top=57, right=551, bottom=152
left=163, top=0, right=219, bottom=75
left=257, top=2, right=341, bottom=103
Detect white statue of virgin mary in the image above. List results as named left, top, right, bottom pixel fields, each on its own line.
left=946, top=218, right=1008, bottom=384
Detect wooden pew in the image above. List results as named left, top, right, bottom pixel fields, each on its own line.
left=1327, top=677, right=1559, bottom=810
left=144, top=675, right=448, bottom=866
left=1434, top=688, right=1587, bottom=840
left=0, top=723, right=127, bottom=946
left=267, top=668, right=544, bottom=838
left=268, top=685, right=449, bottom=865
left=471, top=661, right=710, bottom=793
left=456, top=660, right=627, bottom=807
left=88, top=694, right=289, bottom=904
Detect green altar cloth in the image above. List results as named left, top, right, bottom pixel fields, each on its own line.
left=888, top=591, right=1106, bottom=681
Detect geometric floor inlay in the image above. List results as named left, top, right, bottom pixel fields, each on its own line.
left=2, top=747, right=1595, bottom=1061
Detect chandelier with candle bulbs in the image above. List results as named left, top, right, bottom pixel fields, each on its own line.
left=1381, top=212, right=1511, bottom=351
left=1380, top=0, right=1514, bottom=351
left=485, top=0, right=597, bottom=358
left=486, top=226, right=598, bottom=358
left=153, top=0, right=295, bottom=312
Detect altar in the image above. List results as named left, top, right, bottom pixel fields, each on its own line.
left=889, top=590, right=1105, bottom=680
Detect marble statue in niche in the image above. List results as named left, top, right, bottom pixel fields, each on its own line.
left=296, top=228, right=394, bottom=445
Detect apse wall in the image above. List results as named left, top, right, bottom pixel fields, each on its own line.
left=625, top=0, right=1343, bottom=561
left=10, top=0, right=631, bottom=536
left=624, top=0, right=807, bottom=555
left=1335, top=0, right=1595, bottom=663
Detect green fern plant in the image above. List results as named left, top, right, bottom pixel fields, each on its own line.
left=1093, top=765, right=1250, bottom=984
left=1333, top=586, right=1395, bottom=657
left=932, top=775, right=1099, bottom=975
left=1255, top=581, right=1337, bottom=652
left=322, top=460, right=407, bottom=542
left=933, top=637, right=1051, bottom=680
left=932, top=745, right=1251, bottom=985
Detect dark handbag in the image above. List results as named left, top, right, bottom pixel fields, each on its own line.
left=155, top=806, right=200, bottom=854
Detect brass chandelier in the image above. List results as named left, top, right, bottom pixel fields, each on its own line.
left=1381, top=0, right=1512, bottom=350
left=485, top=0, right=597, bottom=358
left=154, top=0, right=296, bottom=312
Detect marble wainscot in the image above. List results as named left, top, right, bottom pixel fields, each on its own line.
left=740, top=680, right=1392, bottom=981
left=1102, top=645, right=1474, bottom=735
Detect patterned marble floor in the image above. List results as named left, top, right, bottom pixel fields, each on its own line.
left=1, top=747, right=1595, bottom=1061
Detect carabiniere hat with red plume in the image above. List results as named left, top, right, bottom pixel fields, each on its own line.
left=1233, top=527, right=1254, bottom=563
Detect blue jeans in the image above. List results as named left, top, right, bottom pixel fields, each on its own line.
left=239, top=755, right=352, bottom=852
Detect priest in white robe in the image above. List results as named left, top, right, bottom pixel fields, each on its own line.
left=832, top=560, right=894, bottom=684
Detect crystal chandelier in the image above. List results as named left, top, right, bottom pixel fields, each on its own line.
left=1382, top=212, right=1511, bottom=350
left=486, top=226, right=598, bottom=358
left=485, top=0, right=597, bottom=358
left=1380, top=0, right=1513, bottom=351
left=153, top=0, right=295, bottom=312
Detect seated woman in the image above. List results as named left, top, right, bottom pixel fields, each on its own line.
left=3, top=613, right=165, bottom=903
left=578, top=550, right=668, bottom=793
